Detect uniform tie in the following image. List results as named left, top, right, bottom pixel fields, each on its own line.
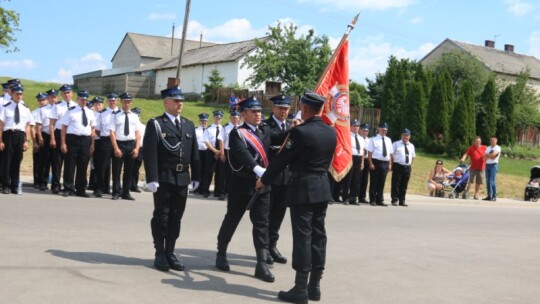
left=82, top=108, right=88, bottom=127
left=215, top=125, right=220, bottom=148
left=281, top=122, right=286, bottom=132
left=124, top=112, right=129, bottom=136
left=14, top=103, right=20, bottom=124
left=355, top=134, right=360, bottom=155
left=404, top=143, right=409, bottom=164
left=382, top=137, right=387, bottom=158
left=175, top=118, right=181, bottom=133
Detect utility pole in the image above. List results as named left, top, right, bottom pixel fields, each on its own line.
left=171, top=0, right=191, bottom=88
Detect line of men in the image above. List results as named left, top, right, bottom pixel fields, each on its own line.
left=0, top=79, right=144, bottom=200
left=331, top=121, right=417, bottom=207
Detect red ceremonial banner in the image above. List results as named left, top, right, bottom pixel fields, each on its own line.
left=316, top=39, right=352, bottom=182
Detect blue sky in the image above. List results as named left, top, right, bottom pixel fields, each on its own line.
left=2, top=0, right=539, bottom=85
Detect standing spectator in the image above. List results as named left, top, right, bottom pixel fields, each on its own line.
left=32, top=93, right=48, bottom=189
left=367, top=122, right=393, bottom=206
left=0, top=85, right=34, bottom=194
left=34, top=89, right=56, bottom=191
left=358, top=123, right=370, bottom=203
left=483, top=136, right=501, bottom=201
left=143, top=87, right=200, bottom=272
left=130, top=107, right=145, bottom=192
left=460, top=136, right=487, bottom=200
left=343, top=119, right=364, bottom=205
left=109, top=92, right=141, bottom=201
left=427, top=160, right=452, bottom=195
left=228, top=93, right=238, bottom=113
left=87, top=96, right=104, bottom=192
left=390, top=129, right=416, bottom=207
left=49, top=84, right=75, bottom=194
left=59, top=90, right=96, bottom=197
left=193, top=113, right=209, bottom=194
left=200, top=110, right=223, bottom=198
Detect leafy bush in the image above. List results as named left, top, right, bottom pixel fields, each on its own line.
left=501, top=145, right=540, bottom=160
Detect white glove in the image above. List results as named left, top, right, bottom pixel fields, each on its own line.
left=191, top=181, right=200, bottom=191
left=253, top=165, right=266, bottom=178
left=147, top=182, right=159, bottom=193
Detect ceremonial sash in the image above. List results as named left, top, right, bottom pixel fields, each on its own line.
left=237, top=128, right=269, bottom=168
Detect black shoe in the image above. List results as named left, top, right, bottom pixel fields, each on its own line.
left=349, top=197, right=358, bottom=204
left=218, top=194, right=226, bottom=200
left=39, top=185, right=47, bottom=191
left=203, top=193, right=210, bottom=198
left=399, top=203, right=408, bottom=207
left=266, top=250, right=274, bottom=265
left=112, top=194, right=120, bottom=200
left=369, top=201, right=377, bottom=206
left=216, top=253, right=230, bottom=271
left=332, top=196, right=342, bottom=203
left=166, top=253, right=184, bottom=271
left=360, top=198, right=369, bottom=204
left=308, top=270, right=323, bottom=301
left=255, top=249, right=275, bottom=282
left=342, top=200, right=349, bottom=205
left=121, top=194, right=135, bottom=201
left=76, top=192, right=90, bottom=198
left=391, top=201, right=398, bottom=206
left=2, top=188, right=9, bottom=194
left=131, top=187, right=141, bottom=193
left=154, top=253, right=170, bottom=272
left=94, top=191, right=102, bottom=198
left=482, top=197, right=491, bottom=201
left=278, top=272, right=309, bottom=303
left=52, top=187, right=60, bottom=194
left=62, top=191, right=71, bottom=197
left=377, top=202, right=388, bottom=207
left=269, top=247, right=287, bottom=264
left=490, top=197, right=497, bottom=201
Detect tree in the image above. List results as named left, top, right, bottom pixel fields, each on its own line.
left=476, top=75, right=498, bottom=142
left=380, top=56, right=406, bottom=139
left=425, top=73, right=450, bottom=153
left=429, top=50, right=489, bottom=99
left=203, top=68, right=225, bottom=102
left=448, top=81, right=476, bottom=156
left=242, top=23, right=332, bottom=96
left=0, top=1, right=20, bottom=52
left=512, top=71, right=540, bottom=136
left=401, top=81, right=426, bottom=147
left=349, top=80, right=371, bottom=107
left=496, top=85, right=516, bottom=146
left=415, top=63, right=431, bottom=102
left=366, top=72, right=385, bottom=108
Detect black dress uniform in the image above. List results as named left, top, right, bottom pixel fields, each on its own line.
left=260, top=90, right=337, bottom=303
left=0, top=85, right=34, bottom=194
left=390, top=129, right=415, bottom=207
left=215, top=96, right=275, bottom=283
left=367, top=122, right=394, bottom=206
left=59, top=91, right=96, bottom=197
left=264, top=94, right=292, bottom=264
left=143, top=87, right=200, bottom=272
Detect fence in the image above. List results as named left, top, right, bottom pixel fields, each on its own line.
left=74, top=74, right=156, bottom=99
left=516, top=126, right=540, bottom=147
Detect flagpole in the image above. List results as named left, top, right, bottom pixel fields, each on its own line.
left=314, top=13, right=360, bottom=90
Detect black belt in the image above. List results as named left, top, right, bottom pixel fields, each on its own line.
left=4, top=129, right=25, bottom=134
left=162, top=163, right=189, bottom=172
left=486, top=163, right=498, bottom=166
left=373, top=159, right=389, bottom=163
left=290, top=171, right=326, bottom=178
left=394, top=163, right=410, bottom=167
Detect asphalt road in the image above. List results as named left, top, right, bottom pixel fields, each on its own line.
left=1, top=187, right=539, bottom=304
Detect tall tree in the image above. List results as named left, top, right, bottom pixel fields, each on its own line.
left=203, top=68, right=225, bottom=102
left=512, top=71, right=540, bottom=137
left=349, top=80, right=371, bottom=107
left=415, top=63, right=431, bottom=102
left=381, top=56, right=407, bottom=139
left=426, top=73, right=450, bottom=153
left=496, top=85, right=516, bottom=146
left=476, top=75, right=498, bottom=141
left=0, top=1, right=20, bottom=52
left=242, top=23, right=332, bottom=96
left=366, top=72, right=385, bottom=108
left=448, top=81, right=475, bottom=156
left=401, top=81, right=426, bottom=147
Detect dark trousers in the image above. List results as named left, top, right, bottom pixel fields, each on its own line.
left=215, top=153, right=228, bottom=196
left=199, top=149, right=217, bottom=195
left=391, top=163, right=411, bottom=204
left=50, top=129, right=64, bottom=190
left=1, top=130, right=25, bottom=191
left=150, top=183, right=188, bottom=254
left=62, top=134, right=91, bottom=194
left=112, top=140, right=135, bottom=196
left=32, top=133, right=39, bottom=186
left=131, top=147, right=143, bottom=190
left=290, top=202, right=328, bottom=272
left=359, top=158, right=370, bottom=201
left=342, top=156, right=362, bottom=200
left=369, top=159, right=389, bottom=204
left=94, top=137, right=112, bottom=194
left=38, top=132, right=52, bottom=188
left=330, top=176, right=346, bottom=201
left=194, top=149, right=207, bottom=193
left=217, top=186, right=271, bottom=251
left=269, top=184, right=288, bottom=247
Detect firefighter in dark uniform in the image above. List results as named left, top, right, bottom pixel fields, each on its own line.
left=256, top=89, right=337, bottom=303
left=263, top=94, right=292, bottom=264
left=143, top=87, right=200, bottom=272
left=215, top=96, right=275, bottom=283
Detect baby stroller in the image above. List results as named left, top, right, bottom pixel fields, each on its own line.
left=524, top=165, right=540, bottom=202
left=442, top=165, right=469, bottom=199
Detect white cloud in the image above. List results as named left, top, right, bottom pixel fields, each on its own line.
left=409, top=17, right=422, bottom=24
left=148, top=12, right=177, bottom=20
left=173, top=18, right=267, bottom=42
left=505, top=0, right=535, bottom=16
left=298, top=0, right=416, bottom=11
left=52, top=53, right=108, bottom=83
left=348, top=36, right=435, bottom=83
left=0, top=59, right=35, bottom=69
left=530, top=31, right=540, bottom=58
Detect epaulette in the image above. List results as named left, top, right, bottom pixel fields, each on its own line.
left=259, top=121, right=268, bottom=127
left=4, top=102, right=11, bottom=107
left=68, top=106, right=76, bottom=110
left=22, top=103, right=29, bottom=108
left=269, top=120, right=277, bottom=127
left=224, top=122, right=230, bottom=127
left=113, top=110, right=120, bottom=114
left=55, top=101, right=62, bottom=104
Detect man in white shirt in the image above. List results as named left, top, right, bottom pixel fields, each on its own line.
left=218, top=111, right=241, bottom=200
left=200, top=110, right=224, bottom=198
left=0, top=85, right=35, bottom=194
left=193, top=113, right=209, bottom=195
left=130, top=107, right=145, bottom=193
left=483, top=136, right=501, bottom=201
left=358, top=123, right=371, bottom=204
left=343, top=119, right=364, bottom=205
left=390, top=129, right=416, bottom=207
left=49, top=84, right=75, bottom=194
left=367, top=122, right=394, bottom=206
left=109, top=92, right=141, bottom=201
left=32, top=93, right=48, bottom=189
left=33, top=89, right=56, bottom=191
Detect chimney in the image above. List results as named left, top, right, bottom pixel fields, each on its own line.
left=485, top=40, right=495, bottom=48
left=504, top=44, right=514, bottom=53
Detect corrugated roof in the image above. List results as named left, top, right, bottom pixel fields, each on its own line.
left=430, top=39, right=540, bottom=80
left=136, top=37, right=265, bottom=71
left=111, top=32, right=218, bottom=62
